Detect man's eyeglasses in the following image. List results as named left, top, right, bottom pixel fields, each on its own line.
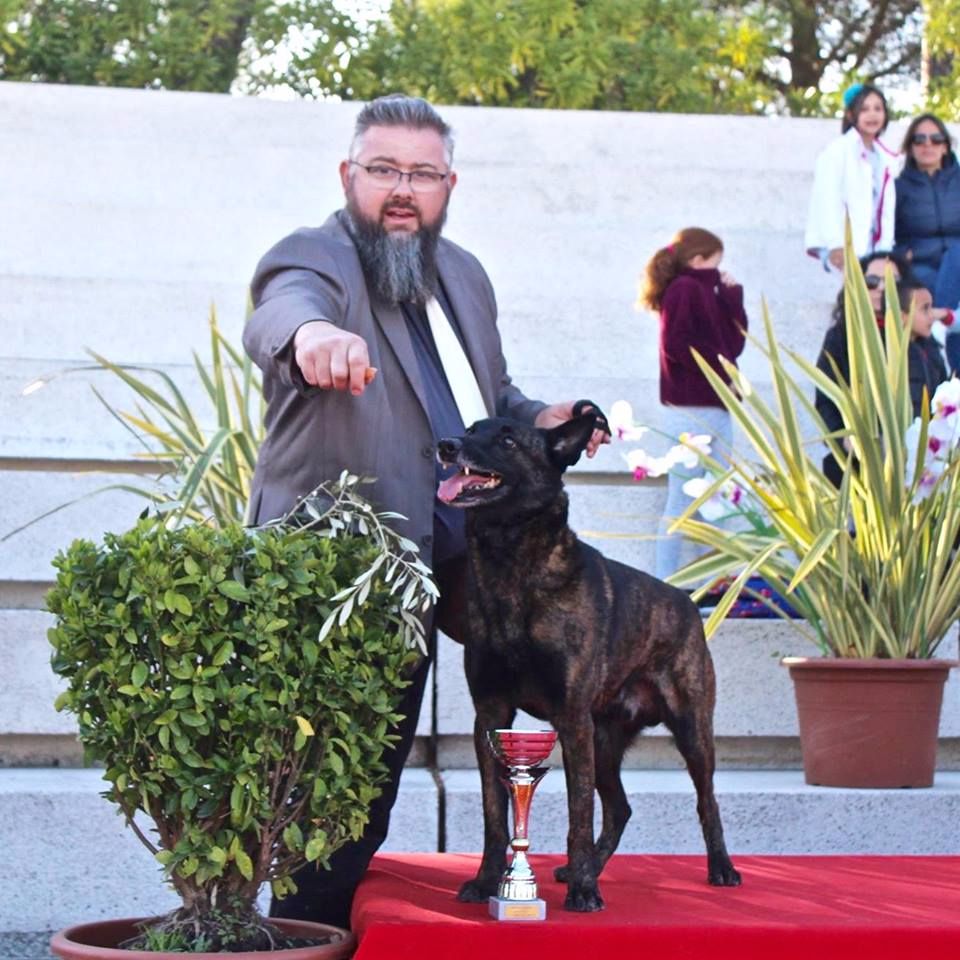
left=349, top=161, right=450, bottom=193
left=911, top=132, right=948, bottom=146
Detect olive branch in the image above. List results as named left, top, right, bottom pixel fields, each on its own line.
left=265, top=471, right=439, bottom=653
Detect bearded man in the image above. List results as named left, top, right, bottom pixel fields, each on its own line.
left=244, top=93, right=606, bottom=929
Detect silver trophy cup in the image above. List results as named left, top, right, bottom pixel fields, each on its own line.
left=486, top=728, right=558, bottom=921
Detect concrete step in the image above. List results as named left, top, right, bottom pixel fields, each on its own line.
left=0, top=767, right=438, bottom=933
left=0, top=469, right=664, bottom=583
left=444, top=768, right=960, bottom=857
left=434, top=627, right=960, bottom=765
left=3, top=767, right=958, bottom=933
left=7, top=613, right=959, bottom=767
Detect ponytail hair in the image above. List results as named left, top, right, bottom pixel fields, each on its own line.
left=638, top=227, right=724, bottom=311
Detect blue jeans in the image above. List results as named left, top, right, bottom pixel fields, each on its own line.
left=654, top=406, right=733, bottom=582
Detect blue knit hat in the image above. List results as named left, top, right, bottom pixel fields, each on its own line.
left=842, top=83, right=864, bottom=109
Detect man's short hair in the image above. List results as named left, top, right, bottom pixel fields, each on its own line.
left=350, top=94, right=455, bottom=164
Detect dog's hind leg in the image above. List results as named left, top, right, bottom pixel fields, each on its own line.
left=457, top=706, right=515, bottom=903
left=663, top=706, right=741, bottom=887
left=553, top=719, right=631, bottom=885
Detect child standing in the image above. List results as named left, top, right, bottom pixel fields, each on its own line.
left=805, top=83, right=899, bottom=271
left=639, top=227, right=748, bottom=581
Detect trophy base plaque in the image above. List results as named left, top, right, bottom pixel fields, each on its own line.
left=488, top=896, right=547, bottom=922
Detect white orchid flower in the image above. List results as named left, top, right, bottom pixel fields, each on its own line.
left=914, top=459, right=946, bottom=501
left=609, top=400, right=648, bottom=442
left=668, top=432, right=713, bottom=469
left=906, top=405, right=960, bottom=491
left=625, top=448, right=673, bottom=480
left=682, top=475, right=734, bottom=522
left=931, top=379, right=960, bottom=420
left=927, top=416, right=960, bottom=459
left=678, top=432, right=713, bottom=455
left=681, top=476, right=714, bottom=499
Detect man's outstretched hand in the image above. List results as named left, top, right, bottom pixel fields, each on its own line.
left=293, top=320, right=377, bottom=395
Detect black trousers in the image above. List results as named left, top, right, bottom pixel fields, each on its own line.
left=823, top=453, right=843, bottom=489
left=269, top=555, right=465, bottom=930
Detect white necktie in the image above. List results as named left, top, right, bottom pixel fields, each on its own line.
left=425, top=296, right=489, bottom=428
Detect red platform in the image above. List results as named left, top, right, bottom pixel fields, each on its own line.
left=351, top=852, right=960, bottom=959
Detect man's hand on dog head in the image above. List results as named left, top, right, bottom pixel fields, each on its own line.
left=293, top=320, right=377, bottom=395
left=534, top=401, right=612, bottom=458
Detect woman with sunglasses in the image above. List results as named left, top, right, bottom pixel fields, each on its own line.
left=814, top=251, right=916, bottom=487
left=894, top=113, right=960, bottom=374
left=805, top=83, right=899, bottom=272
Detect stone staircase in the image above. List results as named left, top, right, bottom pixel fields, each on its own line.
left=3, top=83, right=960, bottom=945
left=3, top=613, right=958, bottom=935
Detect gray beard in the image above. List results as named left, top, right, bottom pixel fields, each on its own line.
left=344, top=205, right=444, bottom=307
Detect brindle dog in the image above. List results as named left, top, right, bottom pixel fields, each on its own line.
left=437, top=410, right=740, bottom=912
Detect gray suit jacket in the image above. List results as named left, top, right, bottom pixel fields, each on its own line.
left=243, top=212, right=545, bottom=565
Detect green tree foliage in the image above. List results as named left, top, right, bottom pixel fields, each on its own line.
left=1, top=0, right=252, bottom=90
left=714, top=1, right=922, bottom=115
left=924, top=0, right=960, bottom=118
left=280, top=0, right=772, bottom=113
left=0, top=0, right=930, bottom=115
left=0, top=0, right=772, bottom=110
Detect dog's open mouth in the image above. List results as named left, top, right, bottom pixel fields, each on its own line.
left=437, top=465, right=502, bottom=504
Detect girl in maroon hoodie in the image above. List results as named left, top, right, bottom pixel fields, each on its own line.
left=639, top=227, right=748, bottom=580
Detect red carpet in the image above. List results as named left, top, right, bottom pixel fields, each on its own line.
left=351, top=853, right=960, bottom=959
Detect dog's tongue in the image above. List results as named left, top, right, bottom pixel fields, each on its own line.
left=437, top=471, right=485, bottom=504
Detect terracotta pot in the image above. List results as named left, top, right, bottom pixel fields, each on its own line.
left=782, top=657, right=958, bottom=788
left=50, top=917, right=355, bottom=960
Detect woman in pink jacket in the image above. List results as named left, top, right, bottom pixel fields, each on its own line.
left=640, top=227, right=748, bottom=580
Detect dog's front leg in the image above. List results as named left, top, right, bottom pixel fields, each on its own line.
left=457, top=709, right=513, bottom=902
left=557, top=713, right=604, bottom=912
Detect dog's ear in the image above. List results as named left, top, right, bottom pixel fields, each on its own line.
left=572, top=399, right=610, bottom=437
left=545, top=414, right=598, bottom=469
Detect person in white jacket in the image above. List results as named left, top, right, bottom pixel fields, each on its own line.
left=805, top=83, right=900, bottom=271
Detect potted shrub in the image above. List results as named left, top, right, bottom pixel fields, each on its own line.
left=638, top=236, right=959, bottom=788
left=46, top=474, right=435, bottom=956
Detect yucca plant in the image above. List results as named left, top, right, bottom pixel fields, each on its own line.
left=88, top=306, right=264, bottom=526
left=7, top=307, right=261, bottom=540
left=669, top=230, right=960, bottom=658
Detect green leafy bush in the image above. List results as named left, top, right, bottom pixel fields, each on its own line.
left=47, top=477, right=434, bottom=950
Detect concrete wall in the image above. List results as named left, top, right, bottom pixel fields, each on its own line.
left=5, top=81, right=956, bottom=755
left=3, top=83, right=960, bottom=933
left=0, top=82, right=813, bottom=753
left=0, top=79, right=856, bottom=600
left=4, top=81, right=852, bottom=470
